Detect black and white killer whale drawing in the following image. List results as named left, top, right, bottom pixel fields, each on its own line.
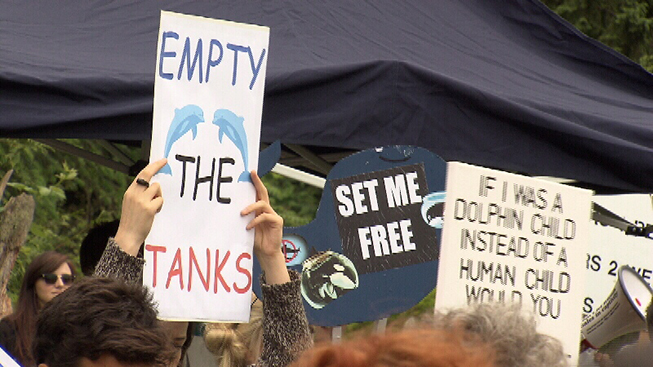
left=301, top=250, right=359, bottom=309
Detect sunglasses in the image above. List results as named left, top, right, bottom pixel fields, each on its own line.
left=41, top=273, right=75, bottom=285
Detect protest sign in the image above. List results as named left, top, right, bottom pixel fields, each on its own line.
left=331, top=163, right=437, bottom=275
left=144, top=11, right=269, bottom=322
left=583, top=194, right=653, bottom=316
left=253, top=146, right=447, bottom=326
left=435, top=162, right=591, bottom=364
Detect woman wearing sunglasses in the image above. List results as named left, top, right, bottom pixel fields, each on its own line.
left=0, top=251, right=76, bottom=366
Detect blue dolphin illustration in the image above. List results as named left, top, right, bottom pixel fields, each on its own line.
left=212, top=109, right=251, bottom=182
left=160, top=104, right=205, bottom=175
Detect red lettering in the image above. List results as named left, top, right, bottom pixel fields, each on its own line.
left=145, top=244, right=167, bottom=287
left=166, top=248, right=184, bottom=290
left=233, top=252, right=252, bottom=294
left=214, top=250, right=231, bottom=293
left=189, top=247, right=211, bottom=292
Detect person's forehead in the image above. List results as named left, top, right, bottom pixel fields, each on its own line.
left=77, top=355, right=151, bottom=367
left=53, top=262, right=72, bottom=274
left=160, top=321, right=189, bottom=339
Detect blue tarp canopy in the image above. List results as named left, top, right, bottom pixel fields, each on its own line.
left=1, top=0, right=652, bottom=193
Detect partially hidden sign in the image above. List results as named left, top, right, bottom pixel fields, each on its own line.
left=435, top=162, right=591, bottom=364
left=145, top=11, right=269, bottom=322
left=584, top=194, right=653, bottom=317
left=252, top=146, right=447, bottom=326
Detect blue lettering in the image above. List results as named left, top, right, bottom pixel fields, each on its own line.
left=159, top=31, right=179, bottom=80
left=227, top=44, right=249, bottom=86
left=206, top=39, right=224, bottom=83
left=159, top=33, right=265, bottom=88
left=247, top=47, right=266, bottom=90
left=177, top=38, right=204, bottom=83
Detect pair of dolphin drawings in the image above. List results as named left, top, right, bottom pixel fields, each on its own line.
left=160, top=104, right=251, bottom=182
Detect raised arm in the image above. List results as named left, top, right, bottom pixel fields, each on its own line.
left=241, top=171, right=313, bottom=367
left=94, top=159, right=167, bottom=282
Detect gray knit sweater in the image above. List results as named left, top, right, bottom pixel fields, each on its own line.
left=94, top=239, right=313, bottom=367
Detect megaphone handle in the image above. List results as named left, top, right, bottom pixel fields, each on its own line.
left=580, top=338, right=595, bottom=352
left=625, top=224, right=653, bottom=239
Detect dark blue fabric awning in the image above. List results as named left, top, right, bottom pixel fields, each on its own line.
left=1, top=0, right=652, bottom=192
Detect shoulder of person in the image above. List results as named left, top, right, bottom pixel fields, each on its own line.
left=0, top=318, right=15, bottom=330
left=0, top=318, right=17, bottom=342
left=614, top=343, right=653, bottom=366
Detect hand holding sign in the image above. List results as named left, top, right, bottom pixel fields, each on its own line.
left=115, top=159, right=167, bottom=256
left=116, top=165, right=291, bottom=316
left=242, top=171, right=290, bottom=285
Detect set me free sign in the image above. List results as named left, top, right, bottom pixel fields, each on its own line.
left=332, top=164, right=436, bottom=274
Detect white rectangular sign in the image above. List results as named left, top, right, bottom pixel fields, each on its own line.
left=584, top=194, right=653, bottom=315
left=144, top=11, right=270, bottom=322
left=435, top=162, right=592, bottom=364
left=0, top=347, right=21, bottom=367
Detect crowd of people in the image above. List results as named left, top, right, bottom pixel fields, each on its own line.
left=1, top=158, right=650, bottom=367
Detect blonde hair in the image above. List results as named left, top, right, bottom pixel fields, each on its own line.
left=204, top=296, right=264, bottom=367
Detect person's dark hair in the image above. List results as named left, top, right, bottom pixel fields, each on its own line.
left=80, top=220, right=120, bottom=276
left=34, top=277, right=175, bottom=367
left=79, top=220, right=144, bottom=277
left=178, top=322, right=195, bottom=367
left=7, top=251, right=75, bottom=366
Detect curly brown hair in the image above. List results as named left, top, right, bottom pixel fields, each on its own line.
left=290, top=328, right=496, bottom=367
left=33, top=277, right=175, bottom=367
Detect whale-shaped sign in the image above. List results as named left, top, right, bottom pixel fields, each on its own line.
left=253, top=145, right=447, bottom=326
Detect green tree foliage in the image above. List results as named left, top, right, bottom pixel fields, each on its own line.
left=0, top=139, right=132, bottom=301
left=261, top=172, right=321, bottom=228
left=542, top=0, right=653, bottom=72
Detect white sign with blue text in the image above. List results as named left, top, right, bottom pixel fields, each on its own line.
left=145, top=11, right=269, bottom=322
left=435, top=162, right=591, bottom=365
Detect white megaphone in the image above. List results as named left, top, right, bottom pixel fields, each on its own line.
left=580, top=266, right=653, bottom=350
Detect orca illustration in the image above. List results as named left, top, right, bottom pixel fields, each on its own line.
left=300, top=251, right=359, bottom=309
left=421, top=191, right=446, bottom=228
left=160, top=104, right=205, bottom=175
left=212, top=109, right=251, bottom=182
